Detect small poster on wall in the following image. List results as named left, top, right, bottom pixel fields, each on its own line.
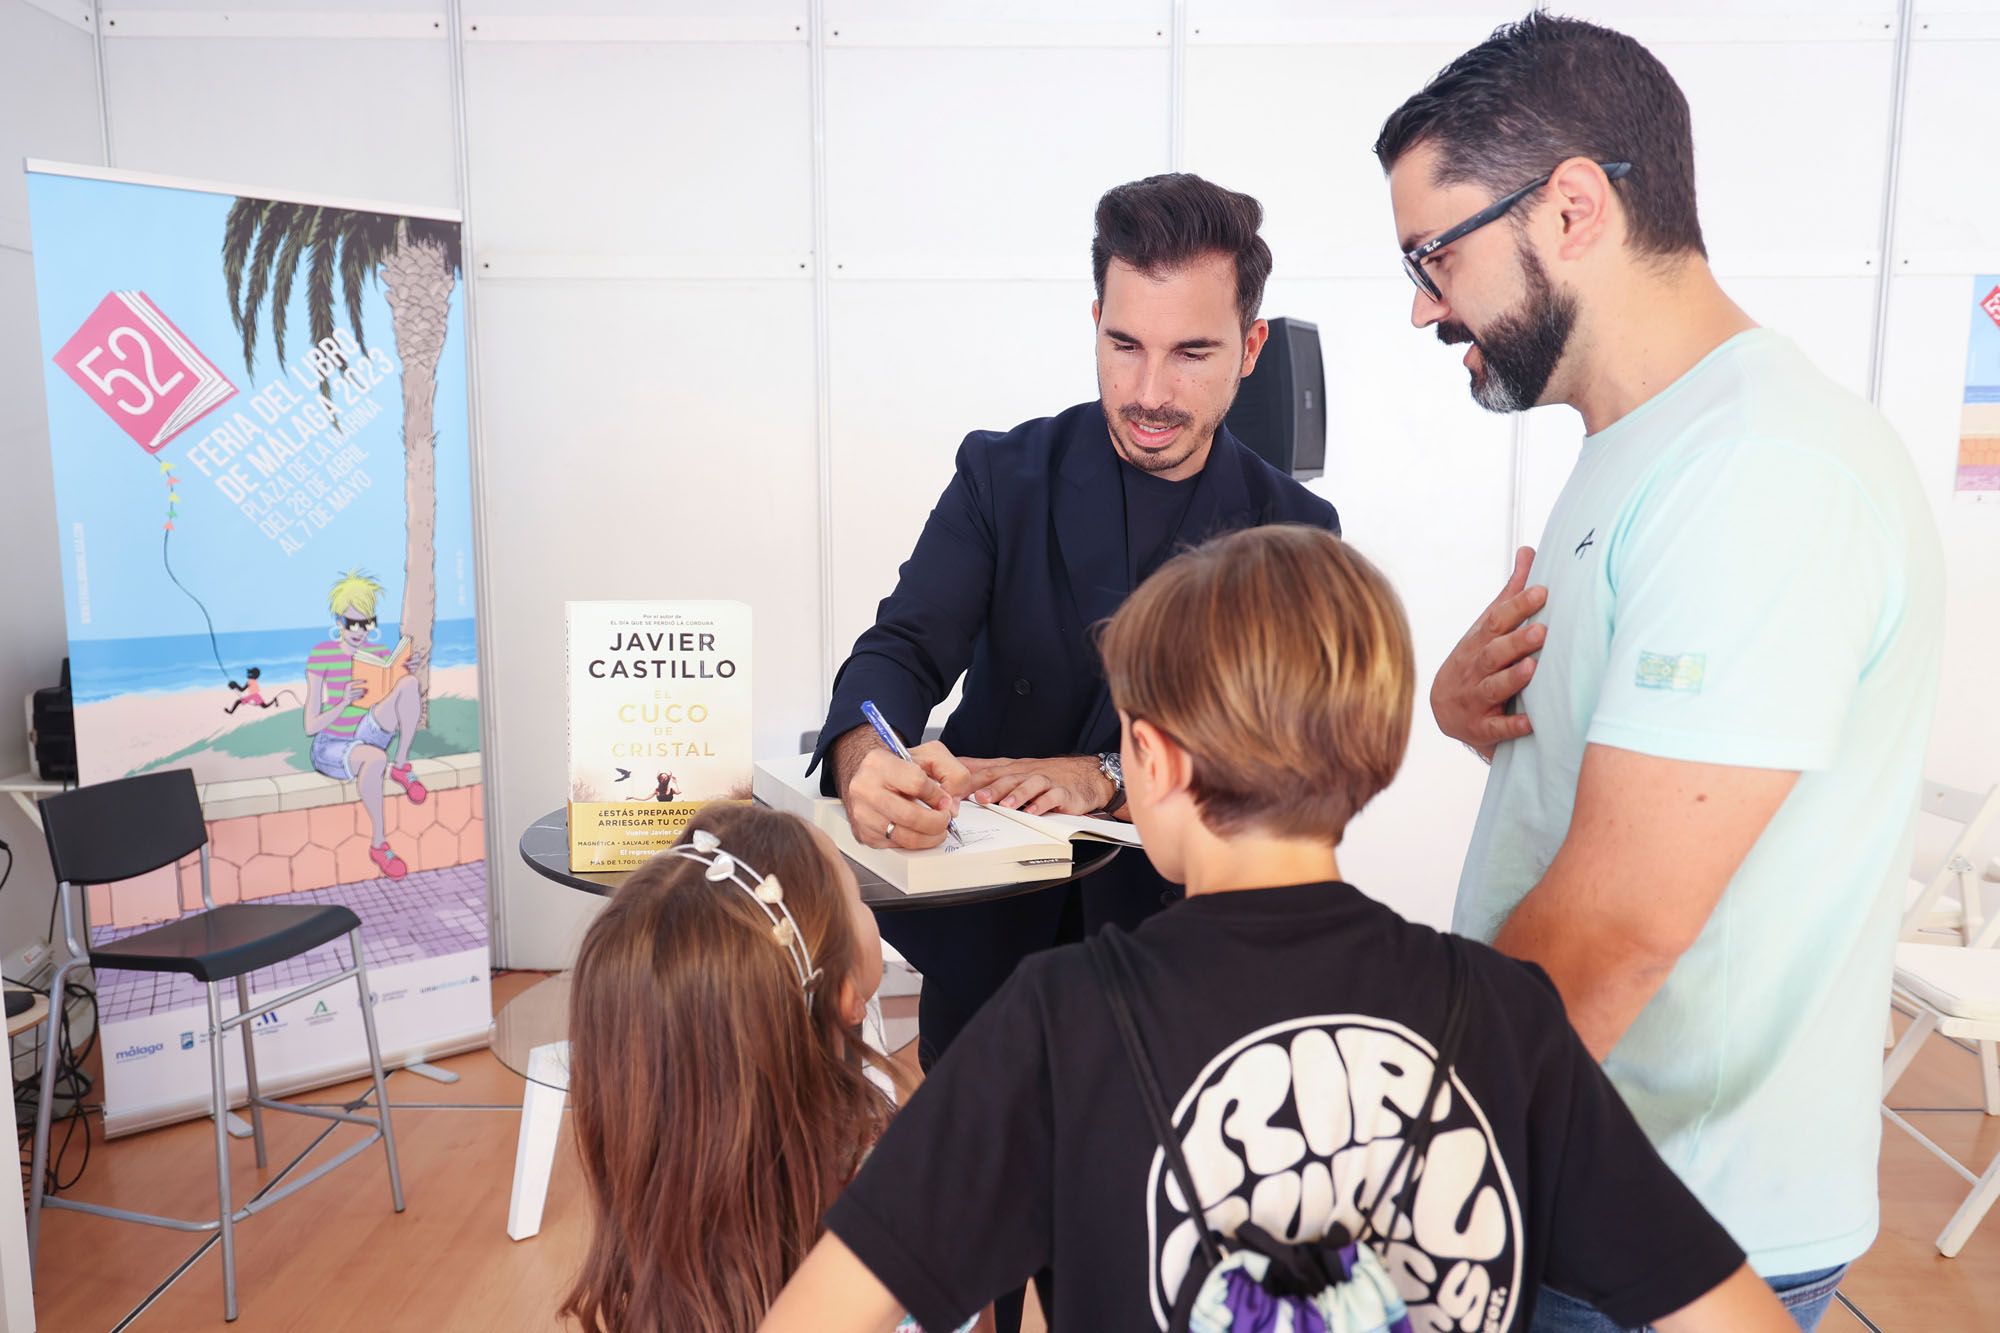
left=1960, top=276, right=2000, bottom=499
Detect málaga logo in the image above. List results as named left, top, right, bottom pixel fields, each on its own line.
left=1146, top=1015, right=1523, bottom=1333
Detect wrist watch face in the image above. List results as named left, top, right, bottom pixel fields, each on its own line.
left=1098, top=751, right=1123, bottom=785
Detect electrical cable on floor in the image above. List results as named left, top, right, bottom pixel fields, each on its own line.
left=15, top=973, right=102, bottom=1196
left=3, top=844, right=105, bottom=1195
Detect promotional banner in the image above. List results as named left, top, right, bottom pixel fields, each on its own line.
left=1961, top=276, right=2000, bottom=499
left=25, top=162, right=490, bottom=1135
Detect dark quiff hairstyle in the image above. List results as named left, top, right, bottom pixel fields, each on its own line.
left=1374, top=11, right=1705, bottom=260
left=1090, top=173, right=1273, bottom=330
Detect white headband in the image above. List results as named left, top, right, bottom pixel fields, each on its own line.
left=670, top=829, right=822, bottom=997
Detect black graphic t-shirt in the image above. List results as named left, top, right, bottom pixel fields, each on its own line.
left=829, top=881, right=1744, bottom=1333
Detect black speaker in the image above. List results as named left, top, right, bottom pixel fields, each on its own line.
left=30, top=658, right=76, bottom=783
left=1224, top=316, right=1326, bottom=480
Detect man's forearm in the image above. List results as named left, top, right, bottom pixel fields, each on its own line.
left=1493, top=889, right=1678, bottom=1061
left=830, top=724, right=882, bottom=799
left=1491, top=746, right=1797, bottom=1061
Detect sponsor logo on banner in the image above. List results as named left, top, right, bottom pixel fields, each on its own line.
left=114, top=1041, right=166, bottom=1064
left=419, top=974, right=484, bottom=996
left=179, top=1031, right=195, bottom=1050
left=308, top=1000, right=337, bottom=1027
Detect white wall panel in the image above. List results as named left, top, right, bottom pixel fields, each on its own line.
left=102, top=32, right=456, bottom=208
left=467, top=0, right=802, bottom=18
left=1896, top=27, right=2000, bottom=261
left=823, top=279, right=1099, bottom=690
left=0, top=0, right=107, bottom=979
left=1271, top=275, right=1514, bottom=926
left=0, top=3, right=102, bottom=247
left=823, top=45, right=1171, bottom=271
left=1655, top=38, right=1894, bottom=268
left=1879, top=278, right=2000, bottom=794
left=827, top=0, right=1166, bottom=31
left=463, top=41, right=812, bottom=260
left=1183, top=26, right=1523, bottom=272
left=106, top=0, right=440, bottom=11
left=1880, top=17, right=2000, bottom=797
left=477, top=278, right=819, bottom=962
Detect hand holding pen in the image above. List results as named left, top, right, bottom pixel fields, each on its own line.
left=860, top=701, right=965, bottom=848
left=833, top=701, right=971, bottom=851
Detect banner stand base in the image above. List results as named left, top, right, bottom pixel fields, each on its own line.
left=225, top=1112, right=254, bottom=1139
left=403, top=1061, right=461, bottom=1085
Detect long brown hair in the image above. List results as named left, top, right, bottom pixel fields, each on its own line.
left=560, top=803, right=896, bottom=1333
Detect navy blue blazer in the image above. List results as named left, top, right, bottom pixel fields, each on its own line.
left=810, top=402, right=1340, bottom=788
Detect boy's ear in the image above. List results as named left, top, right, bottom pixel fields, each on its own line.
left=1130, top=717, right=1192, bottom=800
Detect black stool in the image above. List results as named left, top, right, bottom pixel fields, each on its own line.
left=30, top=768, right=405, bottom=1321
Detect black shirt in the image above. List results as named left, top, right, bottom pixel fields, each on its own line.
left=829, top=882, right=1745, bottom=1332
left=1120, top=460, right=1201, bottom=587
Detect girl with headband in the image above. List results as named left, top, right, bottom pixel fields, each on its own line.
left=561, top=803, right=973, bottom=1333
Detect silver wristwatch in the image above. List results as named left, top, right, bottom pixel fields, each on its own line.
left=1096, top=751, right=1126, bottom=814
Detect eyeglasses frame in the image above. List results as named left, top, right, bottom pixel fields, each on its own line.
left=1401, top=160, right=1633, bottom=302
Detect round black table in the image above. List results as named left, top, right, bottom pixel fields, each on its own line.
left=517, top=806, right=1122, bottom=911
left=499, top=807, right=1125, bottom=1095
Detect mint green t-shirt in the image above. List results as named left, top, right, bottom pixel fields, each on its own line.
left=1453, top=330, right=1944, bottom=1277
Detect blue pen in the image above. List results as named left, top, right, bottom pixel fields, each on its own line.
left=860, top=699, right=963, bottom=848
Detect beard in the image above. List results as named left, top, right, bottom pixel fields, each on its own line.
left=1099, top=376, right=1239, bottom=476
left=1436, top=244, right=1577, bottom=413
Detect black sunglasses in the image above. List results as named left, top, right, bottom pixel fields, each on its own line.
left=1402, top=161, right=1633, bottom=302
left=341, top=616, right=377, bottom=631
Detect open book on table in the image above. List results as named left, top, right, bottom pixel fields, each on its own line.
left=752, top=752, right=1140, bottom=894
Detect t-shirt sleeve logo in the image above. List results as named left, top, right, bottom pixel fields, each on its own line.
left=1147, top=1016, right=1523, bottom=1333
left=1634, top=651, right=1706, bottom=693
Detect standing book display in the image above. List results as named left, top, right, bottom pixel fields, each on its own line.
left=567, top=601, right=752, bottom=871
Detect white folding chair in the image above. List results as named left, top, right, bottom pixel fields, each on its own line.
left=1884, top=914, right=2000, bottom=1256
left=1894, top=783, right=2000, bottom=1116
left=1902, top=782, right=2000, bottom=946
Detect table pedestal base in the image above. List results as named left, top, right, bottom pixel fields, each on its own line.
left=507, top=1040, right=569, bottom=1242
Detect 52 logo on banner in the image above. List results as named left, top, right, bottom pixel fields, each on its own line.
left=53, top=290, right=238, bottom=454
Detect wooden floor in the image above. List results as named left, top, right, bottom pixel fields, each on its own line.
left=24, top=972, right=2000, bottom=1330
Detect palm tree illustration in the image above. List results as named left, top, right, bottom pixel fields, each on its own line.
left=221, top=200, right=460, bottom=721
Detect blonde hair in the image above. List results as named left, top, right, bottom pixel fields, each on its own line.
left=1098, top=524, right=1414, bottom=844
left=327, top=568, right=382, bottom=619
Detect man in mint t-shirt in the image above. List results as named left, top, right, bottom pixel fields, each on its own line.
left=1375, top=14, right=1943, bottom=1331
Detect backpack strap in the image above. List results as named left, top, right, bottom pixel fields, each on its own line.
left=1088, top=933, right=1225, bottom=1273
left=1358, top=937, right=1470, bottom=1245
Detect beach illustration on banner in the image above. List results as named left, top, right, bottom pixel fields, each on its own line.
left=27, top=166, right=489, bottom=1125
left=35, top=177, right=477, bottom=800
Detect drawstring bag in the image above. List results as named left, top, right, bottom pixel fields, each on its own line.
left=1089, top=932, right=1470, bottom=1333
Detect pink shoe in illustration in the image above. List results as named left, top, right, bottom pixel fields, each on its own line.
left=388, top=762, right=428, bottom=804
left=370, top=842, right=409, bottom=880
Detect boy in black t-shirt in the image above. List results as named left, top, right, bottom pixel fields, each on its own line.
left=762, top=526, right=1790, bottom=1333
